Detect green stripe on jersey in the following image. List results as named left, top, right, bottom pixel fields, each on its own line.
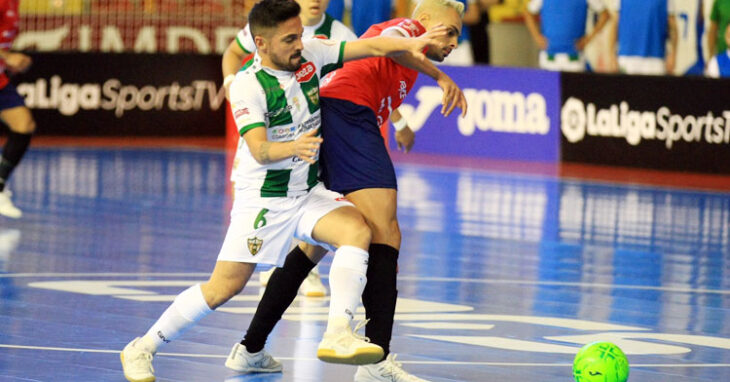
left=299, top=58, right=321, bottom=114
left=236, top=37, right=251, bottom=55
left=239, top=122, right=265, bottom=136
left=320, top=41, right=346, bottom=78
left=307, top=161, right=319, bottom=191
left=314, top=14, right=335, bottom=37
left=255, top=70, right=293, bottom=127
left=261, top=169, right=291, bottom=197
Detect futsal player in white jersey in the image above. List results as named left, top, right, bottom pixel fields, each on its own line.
left=222, top=0, right=415, bottom=298
left=223, top=0, right=356, bottom=298
left=120, top=1, right=445, bottom=381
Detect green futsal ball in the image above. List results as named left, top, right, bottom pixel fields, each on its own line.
left=573, top=341, right=629, bottom=382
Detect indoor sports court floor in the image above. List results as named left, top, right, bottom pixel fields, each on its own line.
left=1, top=143, right=729, bottom=381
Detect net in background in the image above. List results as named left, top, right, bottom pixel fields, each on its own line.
left=17, top=0, right=250, bottom=53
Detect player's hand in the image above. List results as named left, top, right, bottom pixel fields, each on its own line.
left=436, top=73, right=467, bottom=118
left=292, top=128, right=323, bottom=164
left=395, top=126, right=415, bottom=153
left=5, top=53, right=32, bottom=74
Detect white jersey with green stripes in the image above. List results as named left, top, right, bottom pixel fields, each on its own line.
left=229, top=38, right=346, bottom=198
left=235, top=13, right=357, bottom=55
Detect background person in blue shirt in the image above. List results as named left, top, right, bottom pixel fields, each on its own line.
left=608, top=0, right=678, bottom=75
left=524, top=0, right=611, bottom=72
left=706, top=22, right=730, bottom=77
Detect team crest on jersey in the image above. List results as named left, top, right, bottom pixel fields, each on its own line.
left=247, top=237, right=263, bottom=256
left=296, top=62, right=316, bottom=83
left=306, top=87, right=319, bottom=106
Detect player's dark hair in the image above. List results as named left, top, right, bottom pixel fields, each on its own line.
left=248, top=0, right=301, bottom=38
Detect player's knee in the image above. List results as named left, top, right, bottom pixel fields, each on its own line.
left=369, top=215, right=401, bottom=244
left=202, top=279, right=243, bottom=309
left=11, top=118, right=35, bottom=134
left=337, top=216, right=372, bottom=249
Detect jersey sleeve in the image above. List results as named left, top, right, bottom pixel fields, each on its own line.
left=381, top=19, right=426, bottom=38
left=229, top=75, right=267, bottom=136
left=332, top=21, right=358, bottom=41
left=303, top=38, right=346, bottom=78
left=235, top=24, right=256, bottom=54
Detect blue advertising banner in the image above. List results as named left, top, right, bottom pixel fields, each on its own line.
left=395, top=66, right=561, bottom=162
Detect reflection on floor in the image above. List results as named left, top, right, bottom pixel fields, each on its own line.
left=1, top=147, right=728, bottom=382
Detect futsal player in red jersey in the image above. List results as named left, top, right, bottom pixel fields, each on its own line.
left=233, top=1, right=468, bottom=380
left=0, top=0, right=35, bottom=219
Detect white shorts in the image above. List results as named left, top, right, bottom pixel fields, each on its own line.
left=539, top=51, right=586, bottom=72
left=618, top=56, right=665, bottom=75
left=217, top=183, right=353, bottom=266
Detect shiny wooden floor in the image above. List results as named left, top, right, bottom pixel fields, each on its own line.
left=1, top=146, right=729, bottom=381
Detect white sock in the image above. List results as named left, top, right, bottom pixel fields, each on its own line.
left=142, top=284, right=213, bottom=351
left=326, top=245, right=368, bottom=333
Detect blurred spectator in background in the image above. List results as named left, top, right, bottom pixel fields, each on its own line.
left=467, top=0, right=501, bottom=64
left=351, top=0, right=392, bottom=36
left=706, top=23, right=730, bottom=76
left=673, top=0, right=705, bottom=75
left=708, top=0, right=730, bottom=59
left=523, top=0, right=610, bottom=72
left=609, top=0, right=678, bottom=75
left=326, top=0, right=344, bottom=20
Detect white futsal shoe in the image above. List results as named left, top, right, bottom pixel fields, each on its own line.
left=300, top=267, right=328, bottom=297
left=120, top=337, right=155, bottom=382
left=225, top=343, right=282, bottom=373
left=317, top=319, right=384, bottom=365
left=354, top=354, right=430, bottom=382
left=0, top=189, right=22, bottom=219
left=259, top=267, right=328, bottom=297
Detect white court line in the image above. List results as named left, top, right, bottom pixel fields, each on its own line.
left=3, top=272, right=730, bottom=295
left=1, top=344, right=730, bottom=368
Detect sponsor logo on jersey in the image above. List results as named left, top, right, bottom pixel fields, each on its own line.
left=305, top=86, right=319, bottom=106
left=561, top=97, right=730, bottom=149
left=296, top=62, right=316, bottom=83
left=234, top=107, right=249, bottom=119
left=399, top=20, right=423, bottom=37
left=247, top=237, right=263, bottom=255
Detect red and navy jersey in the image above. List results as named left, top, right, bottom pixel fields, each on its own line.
left=0, top=0, right=19, bottom=89
left=320, top=18, right=426, bottom=125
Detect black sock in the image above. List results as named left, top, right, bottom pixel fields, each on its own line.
left=241, top=245, right=316, bottom=353
left=362, top=243, right=399, bottom=360
left=0, top=131, right=33, bottom=191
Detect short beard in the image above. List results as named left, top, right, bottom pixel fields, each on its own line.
left=272, top=54, right=301, bottom=72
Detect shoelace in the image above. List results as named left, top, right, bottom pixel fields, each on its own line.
left=382, top=354, right=423, bottom=381
left=352, top=319, right=372, bottom=342
left=130, top=351, right=155, bottom=372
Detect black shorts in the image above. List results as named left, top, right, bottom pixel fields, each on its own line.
left=319, top=97, right=397, bottom=195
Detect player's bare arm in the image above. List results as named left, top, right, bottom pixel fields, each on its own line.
left=243, top=127, right=322, bottom=165
left=341, top=32, right=446, bottom=62
left=222, top=38, right=248, bottom=99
